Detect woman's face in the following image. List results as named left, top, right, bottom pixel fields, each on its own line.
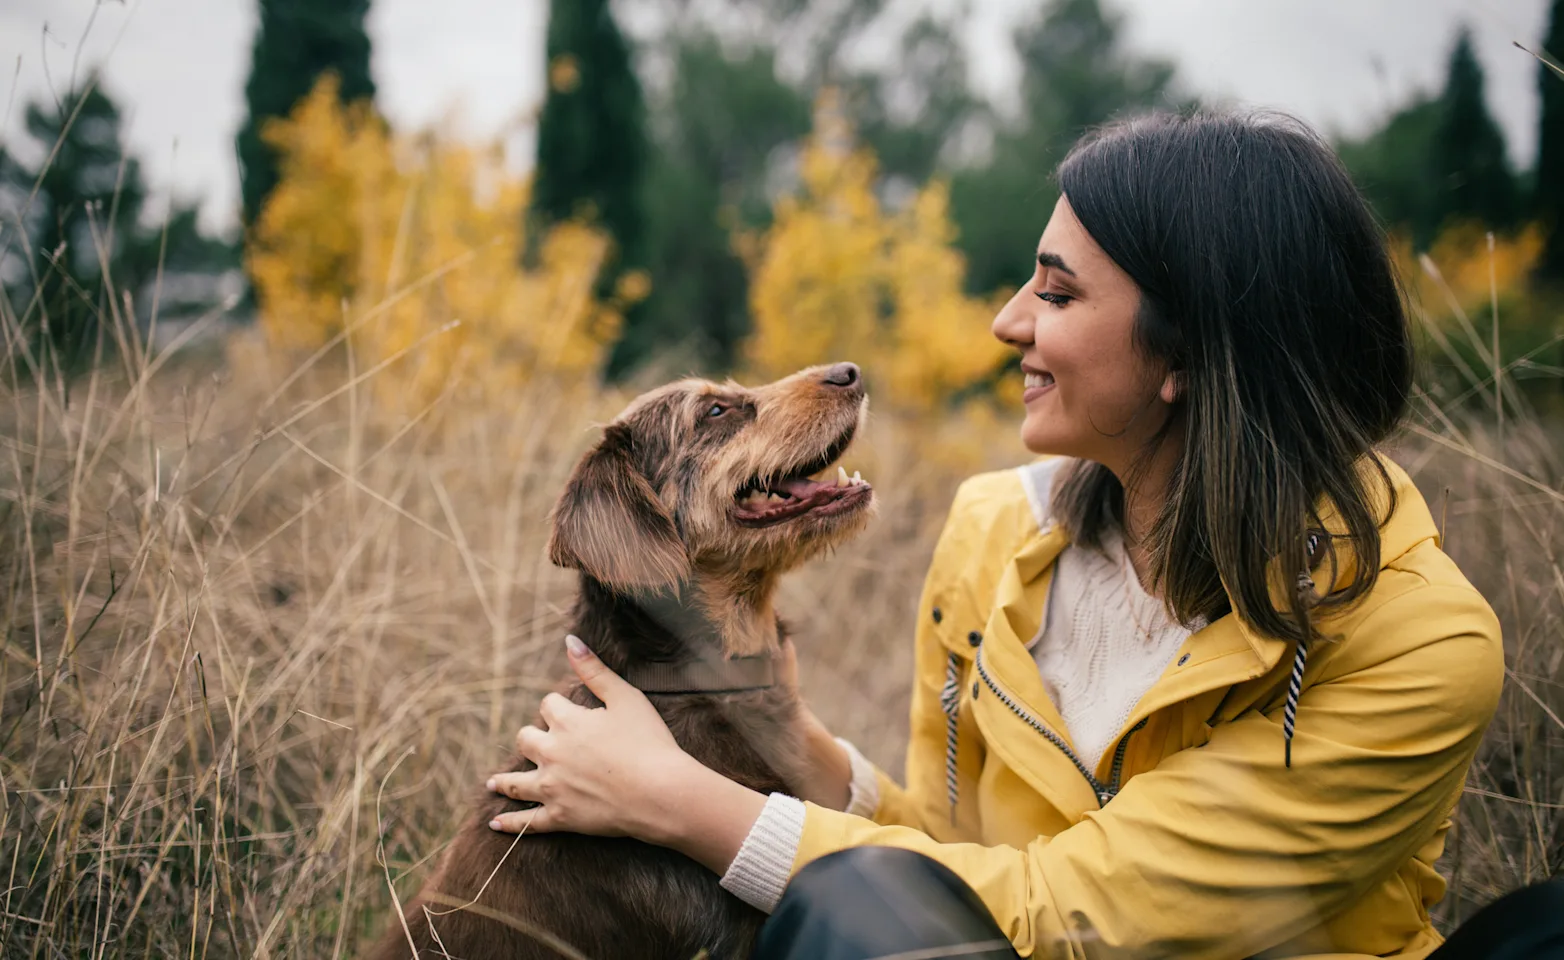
left=991, top=196, right=1179, bottom=475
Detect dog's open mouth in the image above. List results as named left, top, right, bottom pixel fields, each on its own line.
left=731, top=426, right=873, bottom=527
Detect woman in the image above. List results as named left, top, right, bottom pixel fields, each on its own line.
left=486, top=111, right=1508, bottom=958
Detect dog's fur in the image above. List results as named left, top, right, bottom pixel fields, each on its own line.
left=366, top=364, right=875, bottom=959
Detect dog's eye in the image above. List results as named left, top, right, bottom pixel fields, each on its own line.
left=706, top=402, right=727, bottom=418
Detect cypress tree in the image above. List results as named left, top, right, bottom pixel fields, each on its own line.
left=235, top=0, right=375, bottom=230
left=1535, top=0, right=1564, bottom=283
left=530, top=0, right=648, bottom=376
left=1432, top=27, right=1518, bottom=231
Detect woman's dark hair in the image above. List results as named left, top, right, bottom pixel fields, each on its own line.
left=1052, top=110, right=1413, bottom=643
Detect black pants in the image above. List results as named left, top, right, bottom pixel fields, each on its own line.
left=751, top=847, right=1564, bottom=960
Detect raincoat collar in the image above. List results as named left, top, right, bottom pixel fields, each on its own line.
left=999, top=454, right=1439, bottom=666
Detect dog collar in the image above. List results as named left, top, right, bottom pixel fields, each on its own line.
left=622, top=655, right=776, bottom=695
left=620, top=586, right=779, bottom=694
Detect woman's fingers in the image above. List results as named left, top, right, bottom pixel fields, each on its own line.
left=489, top=805, right=551, bottom=834
left=565, top=634, right=636, bottom=706
left=537, top=692, right=575, bottom=727
left=480, top=634, right=691, bottom=842
left=514, top=724, right=549, bottom=761
left=488, top=769, right=542, bottom=803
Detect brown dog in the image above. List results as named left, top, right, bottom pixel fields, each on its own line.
left=367, top=362, right=875, bottom=959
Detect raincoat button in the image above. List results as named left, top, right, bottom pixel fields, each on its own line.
left=1177, top=653, right=1190, bottom=666
left=972, top=681, right=980, bottom=699
left=967, top=630, right=982, bottom=647
left=932, top=607, right=943, bottom=624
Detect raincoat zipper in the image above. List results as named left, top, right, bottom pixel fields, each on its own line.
left=974, top=647, right=1148, bottom=807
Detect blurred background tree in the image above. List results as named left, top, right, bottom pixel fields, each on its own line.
left=1533, top=0, right=1564, bottom=287
left=530, top=0, right=653, bottom=379
left=0, top=77, right=235, bottom=376
left=592, top=0, right=1181, bottom=380
left=248, top=76, right=624, bottom=405
left=1341, top=22, right=1537, bottom=250
left=24, top=0, right=1551, bottom=409
left=946, top=0, right=1183, bottom=297
left=1337, top=96, right=1446, bottom=248
left=742, top=93, right=1009, bottom=410
left=236, top=0, right=376, bottom=232
left=1334, top=18, right=1564, bottom=404
left=1432, top=27, right=1520, bottom=233
left=605, top=0, right=890, bottom=377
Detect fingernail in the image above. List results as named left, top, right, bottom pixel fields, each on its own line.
left=489, top=819, right=504, bottom=831
left=565, top=634, right=590, bottom=659
left=485, top=778, right=496, bottom=792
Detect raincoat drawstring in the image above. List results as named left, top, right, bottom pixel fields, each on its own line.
left=940, top=651, right=962, bottom=821
left=1284, top=531, right=1324, bottom=768
left=1283, top=625, right=1309, bottom=768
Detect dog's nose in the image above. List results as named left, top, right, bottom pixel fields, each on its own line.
left=822, top=362, right=860, bottom=388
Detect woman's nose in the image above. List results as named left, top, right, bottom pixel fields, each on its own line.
left=991, top=289, right=1035, bottom=348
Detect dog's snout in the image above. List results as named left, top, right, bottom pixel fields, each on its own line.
left=821, top=362, right=860, bottom=388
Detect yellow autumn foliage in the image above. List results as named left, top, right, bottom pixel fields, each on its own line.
left=742, top=94, right=1008, bottom=411
left=1394, top=221, right=1545, bottom=327
left=247, top=75, right=630, bottom=404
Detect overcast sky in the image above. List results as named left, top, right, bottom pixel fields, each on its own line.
left=0, top=0, right=1550, bottom=236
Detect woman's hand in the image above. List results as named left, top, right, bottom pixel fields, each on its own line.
left=486, top=635, right=768, bottom=875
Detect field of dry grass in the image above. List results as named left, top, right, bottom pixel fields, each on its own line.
left=2, top=316, right=1562, bottom=956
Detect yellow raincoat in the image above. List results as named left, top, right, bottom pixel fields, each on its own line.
left=794, top=457, right=1503, bottom=959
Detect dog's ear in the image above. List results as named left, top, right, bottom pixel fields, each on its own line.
left=547, top=426, right=689, bottom=590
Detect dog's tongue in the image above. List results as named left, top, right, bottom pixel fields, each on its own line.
left=775, top=476, right=833, bottom=499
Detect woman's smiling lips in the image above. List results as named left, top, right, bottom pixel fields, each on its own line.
left=1021, top=364, right=1056, bottom=403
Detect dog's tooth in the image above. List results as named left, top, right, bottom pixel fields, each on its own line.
left=767, top=492, right=785, bottom=502
left=852, top=470, right=863, bottom=485
left=837, top=466, right=849, bottom=487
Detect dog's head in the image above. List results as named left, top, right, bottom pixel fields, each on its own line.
left=547, top=363, right=875, bottom=599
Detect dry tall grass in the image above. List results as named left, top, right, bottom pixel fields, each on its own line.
left=2, top=306, right=1561, bottom=956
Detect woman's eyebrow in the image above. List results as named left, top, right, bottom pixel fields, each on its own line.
left=1037, top=251, right=1075, bottom=277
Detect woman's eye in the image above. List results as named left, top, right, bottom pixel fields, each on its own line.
left=1036, top=290, right=1074, bottom=307
left=706, top=402, right=727, bottom=418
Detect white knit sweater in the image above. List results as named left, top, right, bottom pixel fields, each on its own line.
left=1031, top=528, right=1192, bottom=770
left=719, top=532, right=1194, bottom=913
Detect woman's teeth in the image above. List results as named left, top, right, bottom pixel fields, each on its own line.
left=1024, top=372, right=1055, bottom=389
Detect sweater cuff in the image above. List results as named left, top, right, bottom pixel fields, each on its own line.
left=719, top=792, right=806, bottom=913
left=836, top=737, right=881, bottom=819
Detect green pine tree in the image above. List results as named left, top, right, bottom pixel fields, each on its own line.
left=1338, top=96, right=1446, bottom=248
left=1432, top=26, right=1517, bottom=232
left=0, top=77, right=233, bottom=375
left=625, top=13, right=970, bottom=377
left=627, top=35, right=811, bottom=376
left=532, top=3, right=646, bottom=291
left=530, top=0, right=652, bottom=378
left=235, top=0, right=375, bottom=230
left=1535, top=0, right=1564, bottom=283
